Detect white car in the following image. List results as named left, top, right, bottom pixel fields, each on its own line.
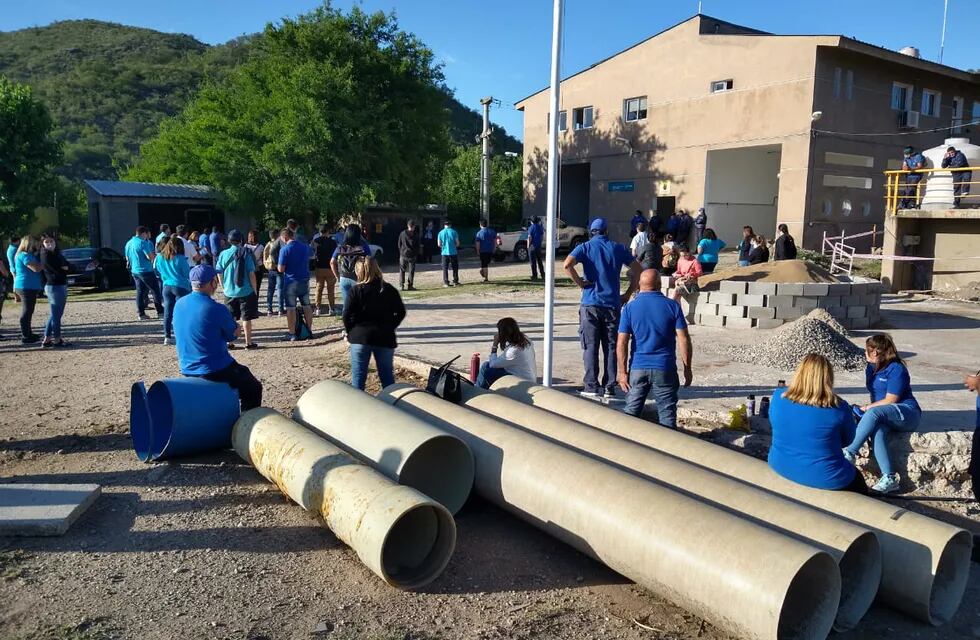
left=496, top=219, right=588, bottom=262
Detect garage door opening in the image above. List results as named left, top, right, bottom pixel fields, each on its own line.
left=559, top=163, right=591, bottom=228
left=704, top=145, right=781, bottom=247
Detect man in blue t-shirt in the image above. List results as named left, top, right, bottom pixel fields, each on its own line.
left=173, top=264, right=262, bottom=410
left=527, top=217, right=545, bottom=280
left=124, top=226, right=164, bottom=320
left=616, top=269, right=693, bottom=426
left=474, top=219, right=498, bottom=283
left=216, top=229, right=259, bottom=349
left=629, top=210, right=646, bottom=238
left=198, top=227, right=212, bottom=265
left=209, top=226, right=226, bottom=258
left=563, top=217, right=641, bottom=398
left=277, top=227, right=314, bottom=340
left=437, top=220, right=460, bottom=287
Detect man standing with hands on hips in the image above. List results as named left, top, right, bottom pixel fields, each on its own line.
left=563, top=217, right=641, bottom=399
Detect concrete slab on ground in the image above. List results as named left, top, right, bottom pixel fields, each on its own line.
left=0, top=483, right=101, bottom=536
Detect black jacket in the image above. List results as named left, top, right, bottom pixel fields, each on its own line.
left=398, top=228, right=420, bottom=260
left=748, top=245, right=770, bottom=265
left=774, top=234, right=797, bottom=261
left=40, top=248, right=68, bottom=286
left=343, top=279, right=406, bottom=349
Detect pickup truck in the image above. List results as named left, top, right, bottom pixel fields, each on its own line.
left=496, top=218, right=588, bottom=262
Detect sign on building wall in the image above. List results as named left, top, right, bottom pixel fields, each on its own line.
left=608, top=181, right=635, bottom=192
left=658, top=180, right=671, bottom=195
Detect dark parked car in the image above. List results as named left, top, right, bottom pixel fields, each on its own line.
left=63, top=247, right=132, bottom=291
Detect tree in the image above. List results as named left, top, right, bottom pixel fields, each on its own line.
left=127, top=3, right=452, bottom=228
left=435, top=145, right=524, bottom=227
left=0, top=75, right=63, bottom=237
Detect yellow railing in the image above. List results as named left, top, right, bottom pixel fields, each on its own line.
left=884, top=166, right=979, bottom=214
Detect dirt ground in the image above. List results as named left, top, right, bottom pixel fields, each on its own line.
left=1, top=262, right=978, bottom=640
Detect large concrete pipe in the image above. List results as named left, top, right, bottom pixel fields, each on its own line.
left=380, top=385, right=841, bottom=640
left=458, top=385, right=880, bottom=631
left=490, top=376, right=973, bottom=626
left=233, top=408, right=456, bottom=590
left=294, top=380, right=474, bottom=514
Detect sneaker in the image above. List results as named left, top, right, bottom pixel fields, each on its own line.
left=227, top=342, right=237, bottom=350
left=54, top=340, right=70, bottom=348
left=871, top=473, right=901, bottom=494
left=163, top=337, right=172, bottom=346
left=21, top=335, right=40, bottom=345
left=453, top=281, right=460, bottom=287
left=443, top=283, right=451, bottom=288
left=579, top=390, right=601, bottom=399
left=42, top=340, right=54, bottom=349
left=138, top=314, right=151, bottom=321
left=842, top=449, right=856, bottom=465
left=245, top=343, right=259, bottom=350
left=407, top=285, right=416, bottom=291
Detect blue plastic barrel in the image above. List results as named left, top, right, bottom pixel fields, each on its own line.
left=130, top=381, right=153, bottom=462
left=145, top=378, right=241, bottom=460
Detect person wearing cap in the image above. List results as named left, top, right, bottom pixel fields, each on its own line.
left=173, top=264, right=263, bottom=410
left=437, top=220, right=460, bottom=287
left=900, top=146, right=926, bottom=209
left=278, top=227, right=314, bottom=340
left=216, top=229, right=259, bottom=349
left=564, top=217, right=641, bottom=399
left=527, top=216, right=545, bottom=280
left=942, top=146, right=971, bottom=207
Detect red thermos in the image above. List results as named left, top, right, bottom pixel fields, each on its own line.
left=470, top=353, right=481, bottom=383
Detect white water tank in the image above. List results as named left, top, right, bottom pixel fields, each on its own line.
left=920, top=137, right=980, bottom=209
left=899, top=46, right=921, bottom=58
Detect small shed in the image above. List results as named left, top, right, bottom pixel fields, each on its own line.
left=83, top=180, right=252, bottom=252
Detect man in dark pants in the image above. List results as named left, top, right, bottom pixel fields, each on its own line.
left=124, top=226, right=163, bottom=320
left=900, top=146, right=926, bottom=209
left=617, top=269, right=693, bottom=427
left=942, top=145, right=971, bottom=207
left=437, top=220, right=460, bottom=287
left=474, top=219, right=498, bottom=283
left=527, top=216, right=545, bottom=280
left=398, top=220, right=420, bottom=291
left=563, top=218, right=641, bottom=399
left=173, top=264, right=263, bottom=411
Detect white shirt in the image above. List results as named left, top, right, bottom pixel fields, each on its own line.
left=630, top=233, right=649, bottom=255
left=181, top=236, right=199, bottom=262
left=487, top=342, right=537, bottom=383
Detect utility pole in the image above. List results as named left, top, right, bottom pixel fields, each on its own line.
left=542, top=0, right=563, bottom=387
left=939, top=0, right=949, bottom=64
left=479, top=97, right=494, bottom=226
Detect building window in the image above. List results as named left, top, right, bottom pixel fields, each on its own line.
left=710, top=79, right=733, bottom=93
left=841, top=199, right=852, bottom=217
left=624, top=96, right=647, bottom=122
left=547, top=110, right=568, bottom=133
left=952, top=96, right=964, bottom=132
left=572, top=106, right=594, bottom=130
left=833, top=67, right=842, bottom=99
left=972, top=101, right=980, bottom=123
left=832, top=68, right=854, bottom=101
left=921, top=89, right=941, bottom=117
left=891, top=82, right=913, bottom=111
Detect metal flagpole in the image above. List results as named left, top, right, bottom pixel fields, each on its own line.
left=542, top=0, right=564, bottom=387
left=939, top=0, right=949, bottom=63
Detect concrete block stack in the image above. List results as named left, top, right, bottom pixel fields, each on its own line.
left=663, top=278, right=885, bottom=330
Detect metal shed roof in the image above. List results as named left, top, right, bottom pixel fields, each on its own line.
left=84, top=180, right=219, bottom=200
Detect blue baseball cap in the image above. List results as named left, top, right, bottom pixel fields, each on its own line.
left=589, top=217, right=608, bottom=233
left=190, top=264, right=217, bottom=284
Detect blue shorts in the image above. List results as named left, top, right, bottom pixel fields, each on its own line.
left=284, top=280, right=311, bottom=308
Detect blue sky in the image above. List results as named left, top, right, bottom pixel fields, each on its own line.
left=2, top=1, right=976, bottom=141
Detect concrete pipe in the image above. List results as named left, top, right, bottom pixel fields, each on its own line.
left=380, top=385, right=841, bottom=640
left=233, top=408, right=456, bottom=590
left=490, top=376, right=973, bottom=626
left=458, top=385, right=880, bottom=631
left=294, top=380, right=474, bottom=514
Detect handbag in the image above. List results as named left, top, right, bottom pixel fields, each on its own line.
left=426, top=356, right=467, bottom=403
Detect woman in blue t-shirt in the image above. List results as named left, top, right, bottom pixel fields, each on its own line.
left=13, top=235, right=44, bottom=344
left=768, top=353, right=867, bottom=492
left=154, top=235, right=192, bottom=346
left=695, top=228, right=726, bottom=274
left=843, top=333, right=922, bottom=494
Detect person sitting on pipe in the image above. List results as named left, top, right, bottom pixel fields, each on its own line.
left=173, top=264, right=263, bottom=411
left=768, top=354, right=868, bottom=493
left=476, top=317, right=537, bottom=389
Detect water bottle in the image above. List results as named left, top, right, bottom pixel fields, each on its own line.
left=747, top=394, right=756, bottom=416
left=759, top=396, right=770, bottom=419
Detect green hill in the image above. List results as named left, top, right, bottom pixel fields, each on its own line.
left=0, top=19, right=521, bottom=182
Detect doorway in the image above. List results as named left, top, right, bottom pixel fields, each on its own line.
left=654, top=196, right=676, bottom=233
left=704, top=144, right=781, bottom=246
left=559, top=163, right=591, bottom=227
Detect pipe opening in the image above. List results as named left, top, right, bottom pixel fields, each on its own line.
left=147, top=384, right=176, bottom=460
left=129, top=382, right=152, bottom=462
left=927, top=530, right=973, bottom=625
left=777, top=552, right=839, bottom=640
left=833, top=531, right=882, bottom=631
left=399, top=435, right=474, bottom=515
left=380, top=503, right=455, bottom=590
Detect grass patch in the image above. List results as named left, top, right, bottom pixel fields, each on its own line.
left=400, top=276, right=578, bottom=301
left=0, top=549, right=30, bottom=581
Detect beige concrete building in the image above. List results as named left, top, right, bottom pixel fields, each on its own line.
left=516, top=14, right=980, bottom=250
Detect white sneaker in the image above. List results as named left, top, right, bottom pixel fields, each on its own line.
left=842, top=449, right=856, bottom=465
left=163, top=337, right=172, bottom=346
left=871, top=473, right=901, bottom=494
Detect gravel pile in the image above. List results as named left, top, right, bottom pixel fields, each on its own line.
left=730, top=316, right=866, bottom=371
left=804, top=307, right=849, bottom=336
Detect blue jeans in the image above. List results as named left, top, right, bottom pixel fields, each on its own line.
left=133, top=272, right=163, bottom=315
left=162, top=285, right=190, bottom=339
left=623, top=368, right=680, bottom=427
left=267, top=271, right=284, bottom=313
left=350, top=343, right=395, bottom=391
left=579, top=305, right=620, bottom=395
left=476, top=361, right=508, bottom=389
left=845, top=402, right=922, bottom=476
left=43, top=284, right=67, bottom=339
left=339, top=276, right=357, bottom=313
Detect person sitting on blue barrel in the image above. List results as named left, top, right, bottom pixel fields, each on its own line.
left=173, top=264, right=263, bottom=411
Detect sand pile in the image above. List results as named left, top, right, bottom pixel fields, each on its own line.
left=699, top=260, right=837, bottom=292
left=729, top=313, right=865, bottom=372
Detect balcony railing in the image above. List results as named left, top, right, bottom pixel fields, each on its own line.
left=884, top=166, right=979, bottom=214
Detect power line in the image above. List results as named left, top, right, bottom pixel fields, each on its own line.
left=814, top=118, right=980, bottom=138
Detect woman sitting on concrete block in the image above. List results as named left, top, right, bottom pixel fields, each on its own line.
left=843, top=334, right=922, bottom=494
left=768, top=354, right=868, bottom=493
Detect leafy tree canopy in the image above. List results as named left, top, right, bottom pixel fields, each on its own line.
left=435, top=145, right=523, bottom=228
